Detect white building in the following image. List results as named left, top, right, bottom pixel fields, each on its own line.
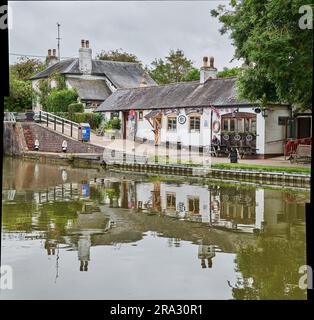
left=96, top=57, right=291, bottom=158
left=30, top=40, right=156, bottom=112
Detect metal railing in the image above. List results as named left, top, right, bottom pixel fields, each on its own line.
left=284, top=137, right=312, bottom=159
left=3, top=112, right=16, bottom=123
left=37, top=111, right=80, bottom=139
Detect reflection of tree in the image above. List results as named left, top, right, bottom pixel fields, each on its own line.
left=233, top=236, right=307, bottom=300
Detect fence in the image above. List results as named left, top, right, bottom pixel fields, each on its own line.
left=37, top=111, right=80, bottom=140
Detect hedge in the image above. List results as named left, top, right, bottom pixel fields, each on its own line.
left=43, top=88, right=78, bottom=113
left=53, top=112, right=103, bottom=129
left=68, top=102, right=84, bottom=114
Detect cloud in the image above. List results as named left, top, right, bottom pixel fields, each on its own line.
left=9, top=1, right=241, bottom=70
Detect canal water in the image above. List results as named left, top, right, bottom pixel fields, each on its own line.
left=1, top=158, right=310, bottom=300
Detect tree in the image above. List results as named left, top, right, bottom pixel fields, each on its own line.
left=211, top=0, right=313, bottom=110
left=11, top=57, right=45, bottom=81
left=96, top=48, right=141, bottom=63
left=4, top=72, right=33, bottom=111
left=43, top=88, right=78, bottom=113
left=216, top=67, right=241, bottom=78
left=149, top=49, right=195, bottom=84
left=183, top=68, right=200, bottom=81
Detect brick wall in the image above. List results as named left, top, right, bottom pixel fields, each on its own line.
left=21, top=122, right=104, bottom=153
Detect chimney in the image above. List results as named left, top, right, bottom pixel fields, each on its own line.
left=79, top=39, right=92, bottom=74
left=200, top=56, right=217, bottom=84
left=46, top=49, right=58, bottom=67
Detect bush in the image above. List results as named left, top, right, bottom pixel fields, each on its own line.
left=104, top=118, right=121, bottom=130
left=68, top=102, right=84, bottom=114
left=71, top=112, right=103, bottom=129
left=43, top=88, right=78, bottom=113
left=4, top=76, right=33, bottom=112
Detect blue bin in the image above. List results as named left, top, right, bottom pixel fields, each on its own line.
left=78, top=123, right=90, bottom=142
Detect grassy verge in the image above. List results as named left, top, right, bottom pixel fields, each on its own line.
left=211, top=163, right=311, bottom=174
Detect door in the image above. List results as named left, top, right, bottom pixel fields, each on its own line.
left=297, top=117, right=311, bottom=139
left=123, top=111, right=129, bottom=139
left=153, top=115, right=162, bottom=145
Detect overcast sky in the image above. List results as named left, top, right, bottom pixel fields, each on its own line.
left=9, top=1, right=241, bottom=70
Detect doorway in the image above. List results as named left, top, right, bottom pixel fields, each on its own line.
left=297, top=117, right=311, bottom=139
left=153, top=115, right=162, bottom=145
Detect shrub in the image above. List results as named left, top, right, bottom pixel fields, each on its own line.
left=71, top=112, right=103, bottom=129
left=43, top=88, right=78, bottom=113
left=103, top=118, right=121, bottom=130
left=68, top=102, right=84, bottom=114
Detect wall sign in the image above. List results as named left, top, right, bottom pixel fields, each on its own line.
left=178, top=115, right=186, bottom=125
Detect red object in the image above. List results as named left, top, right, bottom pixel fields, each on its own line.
left=284, top=137, right=312, bottom=158
left=130, top=110, right=136, bottom=117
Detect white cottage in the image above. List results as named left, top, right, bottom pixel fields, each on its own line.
left=31, top=40, right=156, bottom=112
left=96, top=57, right=291, bottom=158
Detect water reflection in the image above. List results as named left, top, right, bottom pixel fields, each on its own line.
left=1, top=158, right=310, bottom=300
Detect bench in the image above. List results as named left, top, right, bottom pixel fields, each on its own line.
left=290, top=144, right=311, bottom=163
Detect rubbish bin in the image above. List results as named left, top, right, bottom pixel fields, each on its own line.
left=78, top=123, right=90, bottom=142
left=230, top=148, right=238, bottom=163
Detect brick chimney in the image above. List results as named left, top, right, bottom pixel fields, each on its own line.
left=200, top=56, right=217, bottom=84
left=46, top=49, right=58, bottom=67
left=79, top=39, right=92, bottom=74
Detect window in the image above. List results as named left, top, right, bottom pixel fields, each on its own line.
left=237, top=119, right=244, bottom=132
left=230, top=119, right=235, bottom=131
left=167, top=117, right=177, bottom=131
left=251, top=119, right=256, bottom=132
left=222, top=113, right=257, bottom=133
left=189, top=116, right=200, bottom=131
left=138, top=111, right=143, bottom=120
left=188, top=197, right=200, bottom=214
left=245, top=118, right=250, bottom=132
left=166, top=193, right=176, bottom=210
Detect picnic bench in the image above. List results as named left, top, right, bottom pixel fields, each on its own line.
left=289, top=144, right=312, bottom=163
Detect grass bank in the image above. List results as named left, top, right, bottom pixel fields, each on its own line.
left=211, top=163, right=311, bottom=174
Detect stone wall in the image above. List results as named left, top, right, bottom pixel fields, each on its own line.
left=3, top=123, right=23, bottom=156
left=21, top=122, right=104, bottom=153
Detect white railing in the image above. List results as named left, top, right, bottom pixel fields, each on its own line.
left=3, top=112, right=16, bottom=123
left=36, top=111, right=80, bottom=139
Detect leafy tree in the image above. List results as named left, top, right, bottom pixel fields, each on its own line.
left=43, top=88, right=78, bottom=113
left=149, top=49, right=195, bottom=84
left=232, top=236, right=307, bottom=300
left=4, top=72, right=33, bottom=111
left=216, top=67, right=241, bottom=78
left=96, top=48, right=141, bottom=63
left=11, top=57, right=45, bottom=81
left=211, top=0, right=313, bottom=110
left=183, top=68, right=200, bottom=81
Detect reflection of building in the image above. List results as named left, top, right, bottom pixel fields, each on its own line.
left=213, top=187, right=258, bottom=232
left=132, top=180, right=307, bottom=235
left=78, top=233, right=91, bottom=272
left=198, top=245, right=216, bottom=269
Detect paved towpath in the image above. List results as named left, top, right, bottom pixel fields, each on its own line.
left=41, top=121, right=310, bottom=168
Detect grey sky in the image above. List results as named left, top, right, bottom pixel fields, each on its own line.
left=9, top=1, right=241, bottom=70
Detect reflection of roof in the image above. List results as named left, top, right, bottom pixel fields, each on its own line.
left=67, top=78, right=111, bottom=101
left=96, top=77, right=255, bottom=112
left=31, top=58, right=156, bottom=89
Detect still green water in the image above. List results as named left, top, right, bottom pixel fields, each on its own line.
left=1, top=158, right=310, bottom=300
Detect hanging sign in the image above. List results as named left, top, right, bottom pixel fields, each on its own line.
left=178, top=115, right=186, bottom=125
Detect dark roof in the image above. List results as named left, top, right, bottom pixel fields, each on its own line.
left=31, top=58, right=156, bottom=89
left=67, top=78, right=111, bottom=101
left=96, top=77, right=254, bottom=112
